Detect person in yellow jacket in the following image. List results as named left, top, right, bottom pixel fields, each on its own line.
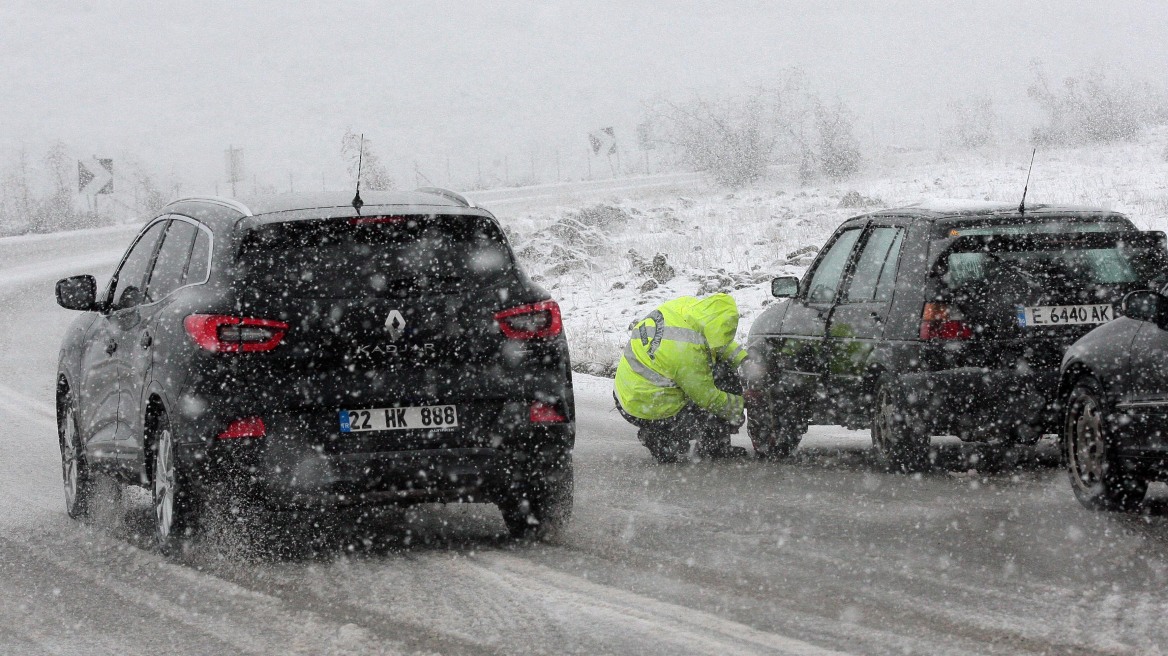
left=614, top=293, right=748, bottom=462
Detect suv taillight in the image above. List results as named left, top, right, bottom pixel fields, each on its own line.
left=494, top=300, right=562, bottom=339
left=919, top=303, right=972, bottom=340
left=184, top=315, right=288, bottom=352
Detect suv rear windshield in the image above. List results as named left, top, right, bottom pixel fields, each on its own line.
left=239, top=215, right=516, bottom=297
left=937, top=216, right=1131, bottom=238
left=940, top=233, right=1167, bottom=291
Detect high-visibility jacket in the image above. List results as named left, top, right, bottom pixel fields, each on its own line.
left=614, top=294, right=747, bottom=422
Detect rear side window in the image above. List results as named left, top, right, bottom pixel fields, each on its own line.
left=145, top=219, right=197, bottom=302
left=184, top=229, right=211, bottom=285
left=239, top=215, right=516, bottom=297
left=845, top=227, right=905, bottom=302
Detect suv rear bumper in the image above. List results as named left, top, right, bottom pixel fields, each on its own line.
left=898, top=368, right=1060, bottom=441
left=176, top=424, right=573, bottom=509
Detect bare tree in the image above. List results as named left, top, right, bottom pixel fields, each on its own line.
left=341, top=129, right=395, bottom=191
left=1028, top=61, right=1166, bottom=146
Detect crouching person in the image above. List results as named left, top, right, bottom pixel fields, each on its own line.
left=614, top=293, right=748, bottom=462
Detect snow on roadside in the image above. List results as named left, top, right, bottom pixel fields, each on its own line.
left=499, top=135, right=1168, bottom=377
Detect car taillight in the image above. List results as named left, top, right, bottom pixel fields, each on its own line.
left=529, top=401, right=567, bottom=423
left=217, top=416, right=266, bottom=440
left=495, top=300, right=562, bottom=339
left=184, top=315, right=288, bottom=352
left=919, top=302, right=972, bottom=340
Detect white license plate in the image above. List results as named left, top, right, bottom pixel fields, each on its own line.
left=1016, top=304, right=1115, bottom=327
left=339, top=405, right=459, bottom=433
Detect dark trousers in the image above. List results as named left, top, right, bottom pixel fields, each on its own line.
left=615, top=363, right=742, bottom=460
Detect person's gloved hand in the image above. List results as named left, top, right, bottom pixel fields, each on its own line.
left=727, top=401, right=746, bottom=429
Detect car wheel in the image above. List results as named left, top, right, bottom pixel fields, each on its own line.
left=1063, top=377, right=1147, bottom=512
left=747, top=399, right=803, bottom=461
left=872, top=382, right=931, bottom=473
left=58, top=387, right=93, bottom=519
left=500, top=461, right=573, bottom=541
left=151, top=413, right=202, bottom=555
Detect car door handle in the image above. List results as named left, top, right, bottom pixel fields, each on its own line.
left=105, top=339, right=117, bottom=355
left=140, top=333, right=152, bottom=349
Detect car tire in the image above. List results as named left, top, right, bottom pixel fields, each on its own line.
left=1063, top=377, right=1147, bottom=512
left=500, top=461, right=573, bottom=541
left=151, top=412, right=202, bottom=556
left=873, top=381, right=931, bottom=473
left=58, top=386, right=93, bottom=520
left=747, top=399, right=803, bottom=461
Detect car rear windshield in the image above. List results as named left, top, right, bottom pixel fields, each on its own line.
left=238, top=215, right=516, bottom=297
left=937, top=216, right=1131, bottom=238
left=940, top=233, right=1167, bottom=290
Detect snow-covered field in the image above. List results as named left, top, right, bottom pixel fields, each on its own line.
left=501, top=133, right=1168, bottom=375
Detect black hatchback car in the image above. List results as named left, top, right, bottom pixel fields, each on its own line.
left=1059, top=284, right=1168, bottom=511
left=745, top=201, right=1167, bottom=471
left=55, top=189, right=575, bottom=552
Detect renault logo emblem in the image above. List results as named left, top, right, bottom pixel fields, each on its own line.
left=385, top=310, right=406, bottom=341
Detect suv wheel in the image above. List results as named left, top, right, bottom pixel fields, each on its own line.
left=58, top=386, right=93, bottom=519
left=873, top=382, right=931, bottom=473
left=151, top=413, right=202, bottom=555
left=747, top=399, right=803, bottom=461
left=1063, top=377, right=1146, bottom=512
left=500, top=461, right=573, bottom=541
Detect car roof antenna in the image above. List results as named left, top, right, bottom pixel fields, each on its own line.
left=1018, top=147, right=1036, bottom=215
left=351, top=133, right=365, bottom=214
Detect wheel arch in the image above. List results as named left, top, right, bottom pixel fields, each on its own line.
left=142, top=392, right=169, bottom=485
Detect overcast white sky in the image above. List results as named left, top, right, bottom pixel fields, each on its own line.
left=4, top=1, right=1168, bottom=192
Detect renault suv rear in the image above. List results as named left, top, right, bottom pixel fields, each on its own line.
left=55, top=190, right=574, bottom=553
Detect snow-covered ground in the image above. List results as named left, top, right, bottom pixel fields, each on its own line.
left=499, top=133, right=1168, bottom=375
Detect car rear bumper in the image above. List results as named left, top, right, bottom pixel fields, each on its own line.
left=898, top=368, right=1060, bottom=441
left=172, top=401, right=574, bottom=508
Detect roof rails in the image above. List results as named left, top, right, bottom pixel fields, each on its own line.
left=416, top=187, right=475, bottom=209
left=167, top=196, right=253, bottom=216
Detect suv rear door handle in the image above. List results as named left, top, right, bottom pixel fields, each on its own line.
left=140, top=333, right=152, bottom=349
left=105, top=339, right=117, bottom=355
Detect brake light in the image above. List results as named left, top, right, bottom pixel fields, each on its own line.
left=184, top=315, right=288, bottom=352
left=919, top=303, right=972, bottom=340
left=495, top=300, right=562, bottom=339
left=217, top=416, right=266, bottom=440
left=529, top=401, right=567, bottom=423
left=348, top=215, right=410, bottom=225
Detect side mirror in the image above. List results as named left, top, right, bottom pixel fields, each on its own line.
left=56, top=275, right=98, bottom=311
left=1122, top=290, right=1165, bottom=325
left=771, top=276, right=800, bottom=299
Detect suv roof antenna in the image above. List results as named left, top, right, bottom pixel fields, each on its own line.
left=351, top=133, right=365, bottom=213
left=1018, top=147, right=1037, bottom=215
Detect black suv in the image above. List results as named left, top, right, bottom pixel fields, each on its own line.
left=1059, top=284, right=1168, bottom=511
left=744, top=201, right=1167, bottom=471
left=55, top=190, right=575, bottom=552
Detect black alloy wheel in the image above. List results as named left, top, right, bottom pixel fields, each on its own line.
left=1063, top=377, right=1147, bottom=512
left=151, top=412, right=202, bottom=555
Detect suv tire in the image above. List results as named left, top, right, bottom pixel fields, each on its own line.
left=58, top=387, right=93, bottom=520
left=500, top=461, right=573, bottom=541
left=873, top=381, right=931, bottom=473
left=748, top=399, right=803, bottom=460
left=151, top=412, right=203, bottom=555
left=1063, top=377, right=1147, bottom=512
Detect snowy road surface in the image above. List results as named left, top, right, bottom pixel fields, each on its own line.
left=4, top=225, right=1168, bottom=655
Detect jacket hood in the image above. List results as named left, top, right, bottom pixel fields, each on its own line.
left=688, top=293, right=739, bottom=351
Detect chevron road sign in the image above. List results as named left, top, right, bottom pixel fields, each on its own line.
left=78, top=158, right=114, bottom=195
